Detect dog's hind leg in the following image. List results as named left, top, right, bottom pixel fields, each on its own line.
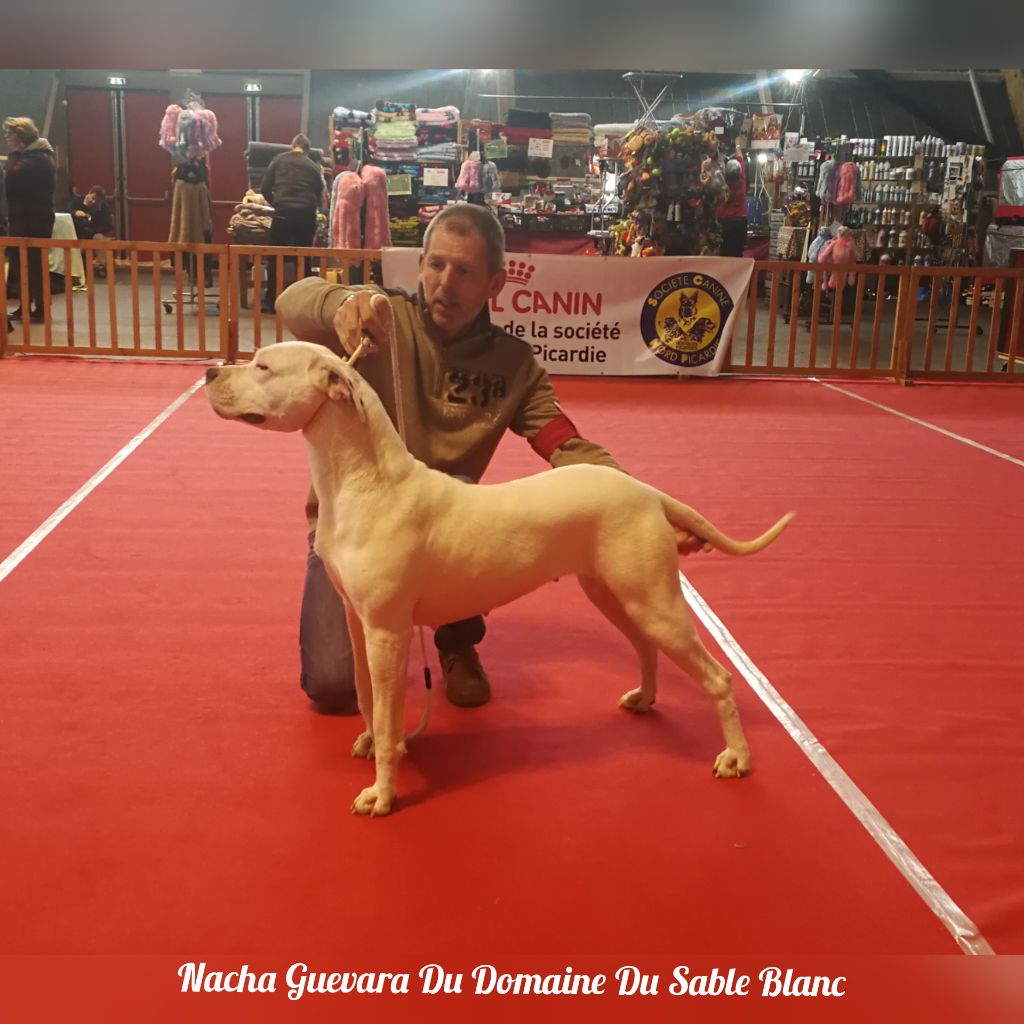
left=607, top=573, right=750, bottom=779
left=577, top=575, right=658, bottom=713
left=351, top=623, right=411, bottom=817
left=344, top=605, right=375, bottom=760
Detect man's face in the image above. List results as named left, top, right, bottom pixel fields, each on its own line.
left=418, top=224, right=506, bottom=339
left=3, top=131, right=21, bottom=152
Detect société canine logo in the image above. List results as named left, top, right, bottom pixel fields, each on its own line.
left=640, top=272, right=733, bottom=367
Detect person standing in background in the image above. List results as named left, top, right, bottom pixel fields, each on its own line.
left=3, top=117, right=56, bottom=323
left=717, top=141, right=748, bottom=258
left=259, top=134, right=325, bottom=313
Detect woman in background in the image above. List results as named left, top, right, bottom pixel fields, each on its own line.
left=3, top=116, right=56, bottom=322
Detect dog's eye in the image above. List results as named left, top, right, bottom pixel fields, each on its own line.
left=255, top=363, right=270, bottom=372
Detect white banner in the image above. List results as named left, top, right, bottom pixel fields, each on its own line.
left=381, top=250, right=754, bottom=377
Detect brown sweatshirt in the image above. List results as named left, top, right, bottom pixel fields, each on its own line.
left=274, top=276, right=622, bottom=529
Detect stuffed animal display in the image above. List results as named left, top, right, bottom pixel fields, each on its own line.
left=329, top=164, right=392, bottom=250
left=815, top=225, right=859, bottom=289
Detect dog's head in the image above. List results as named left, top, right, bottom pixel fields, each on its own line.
left=678, top=290, right=699, bottom=320
left=205, top=341, right=366, bottom=433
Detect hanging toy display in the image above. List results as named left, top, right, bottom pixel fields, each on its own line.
left=613, top=122, right=727, bottom=257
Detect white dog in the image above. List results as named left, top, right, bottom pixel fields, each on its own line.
left=206, top=341, right=792, bottom=816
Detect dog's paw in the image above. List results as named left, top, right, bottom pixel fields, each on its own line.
left=351, top=785, right=392, bottom=816
left=351, top=732, right=374, bottom=759
left=618, top=688, right=655, bottom=714
left=713, top=748, right=751, bottom=779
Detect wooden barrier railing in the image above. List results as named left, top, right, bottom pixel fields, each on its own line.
left=1, top=237, right=231, bottom=359
left=226, top=245, right=380, bottom=359
left=4, top=238, right=1022, bottom=382
left=736, top=260, right=1024, bottom=381
left=898, top=265, right=1023, bottom=380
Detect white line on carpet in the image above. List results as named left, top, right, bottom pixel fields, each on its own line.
left=0, top=377, right=206, bottom=585
left=679, top=570, right=994, bottom=956
left=812, top=379, right=1024, bottom=469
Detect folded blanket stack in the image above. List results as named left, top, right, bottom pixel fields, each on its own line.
left=331, top=107, right=374, bottom=171
left=550, top=111, right=594, bottom=143
left=548, top=112, right=594, bottom=180
left=333, top=106, right=376, bottom=129
left=416, top=105, right=459, bottom=126
left=417, top=142, right=460, bottom=162
left=416, top=106, right=460, bottom=170
left=371, top=119, right=419, bottom=162
left=227, top=190, right=273, bottom=237
left=375, top=101, right=416, bottom=123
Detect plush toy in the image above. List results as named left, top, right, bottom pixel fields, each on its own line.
left=330, top=171, right=364, bottom=249
left=815, top=225, right=859, bottom=289
left=805, top=226, right=833, bottom=285
left=359, top=164, right=392, bottom=249
left=455, top=153, right=482, bottom=194
left=834, top=161, right=860, bottom=205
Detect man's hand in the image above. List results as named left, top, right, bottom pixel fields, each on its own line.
left=676, top=529, right=712, bottom=557
left=332, top=291, right=395, bottom=357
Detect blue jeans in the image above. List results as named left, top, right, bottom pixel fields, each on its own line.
left=299, top=532, right=486, bottom=713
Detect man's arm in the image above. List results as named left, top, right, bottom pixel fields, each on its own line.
left=275, top=276, right=389, bottom=356
left=509, top=361, right=622, bottom=470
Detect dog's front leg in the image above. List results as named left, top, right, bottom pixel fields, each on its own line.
left=351, top=623, right=411, bottom=817
left=344, top=604, right=375, bottom=760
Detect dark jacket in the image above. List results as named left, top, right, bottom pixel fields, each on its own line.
left=260, top=150, right=324, bottom=213
left=71, top=195, right=114, bottom=238
left=5, top=138, right=56, bottom=232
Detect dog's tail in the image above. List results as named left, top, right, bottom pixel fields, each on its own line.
left=659, top=496, right=794, bottom=555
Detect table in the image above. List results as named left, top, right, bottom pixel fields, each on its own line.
left=49, top=212, right=86, bottom=282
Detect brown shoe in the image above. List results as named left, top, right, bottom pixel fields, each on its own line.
left=440, top=647, right=491, bottom=707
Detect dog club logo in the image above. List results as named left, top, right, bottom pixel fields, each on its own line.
left=640, top=273, right=733, bottom=367
left=492, top=259, right=603, bottom=316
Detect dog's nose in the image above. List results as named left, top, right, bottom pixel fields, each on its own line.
left=205, top=367, right=220, bottom=384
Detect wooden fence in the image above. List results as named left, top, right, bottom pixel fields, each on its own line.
left=3, top=237, right=1022, bottom=382
left=731, top=262, right=1023, bottom=380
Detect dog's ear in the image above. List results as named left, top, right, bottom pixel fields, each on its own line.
left=315, top=356, right=367, bottom=423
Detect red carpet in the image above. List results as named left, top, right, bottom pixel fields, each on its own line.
left=0, top=356, right=203, bottom=561
left=1, top=365, right=1022, bottom=1020
left=823, top=380, right=1024, bottom=460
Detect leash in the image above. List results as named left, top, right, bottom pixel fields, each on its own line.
left=345, top=331, right=434, bottom=742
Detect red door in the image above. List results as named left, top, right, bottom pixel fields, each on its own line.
left=123, top=90, right=176, bottom=243
left=66, top=87, right=116, bottom=212
left=258, top=97, right=303, bottom=147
